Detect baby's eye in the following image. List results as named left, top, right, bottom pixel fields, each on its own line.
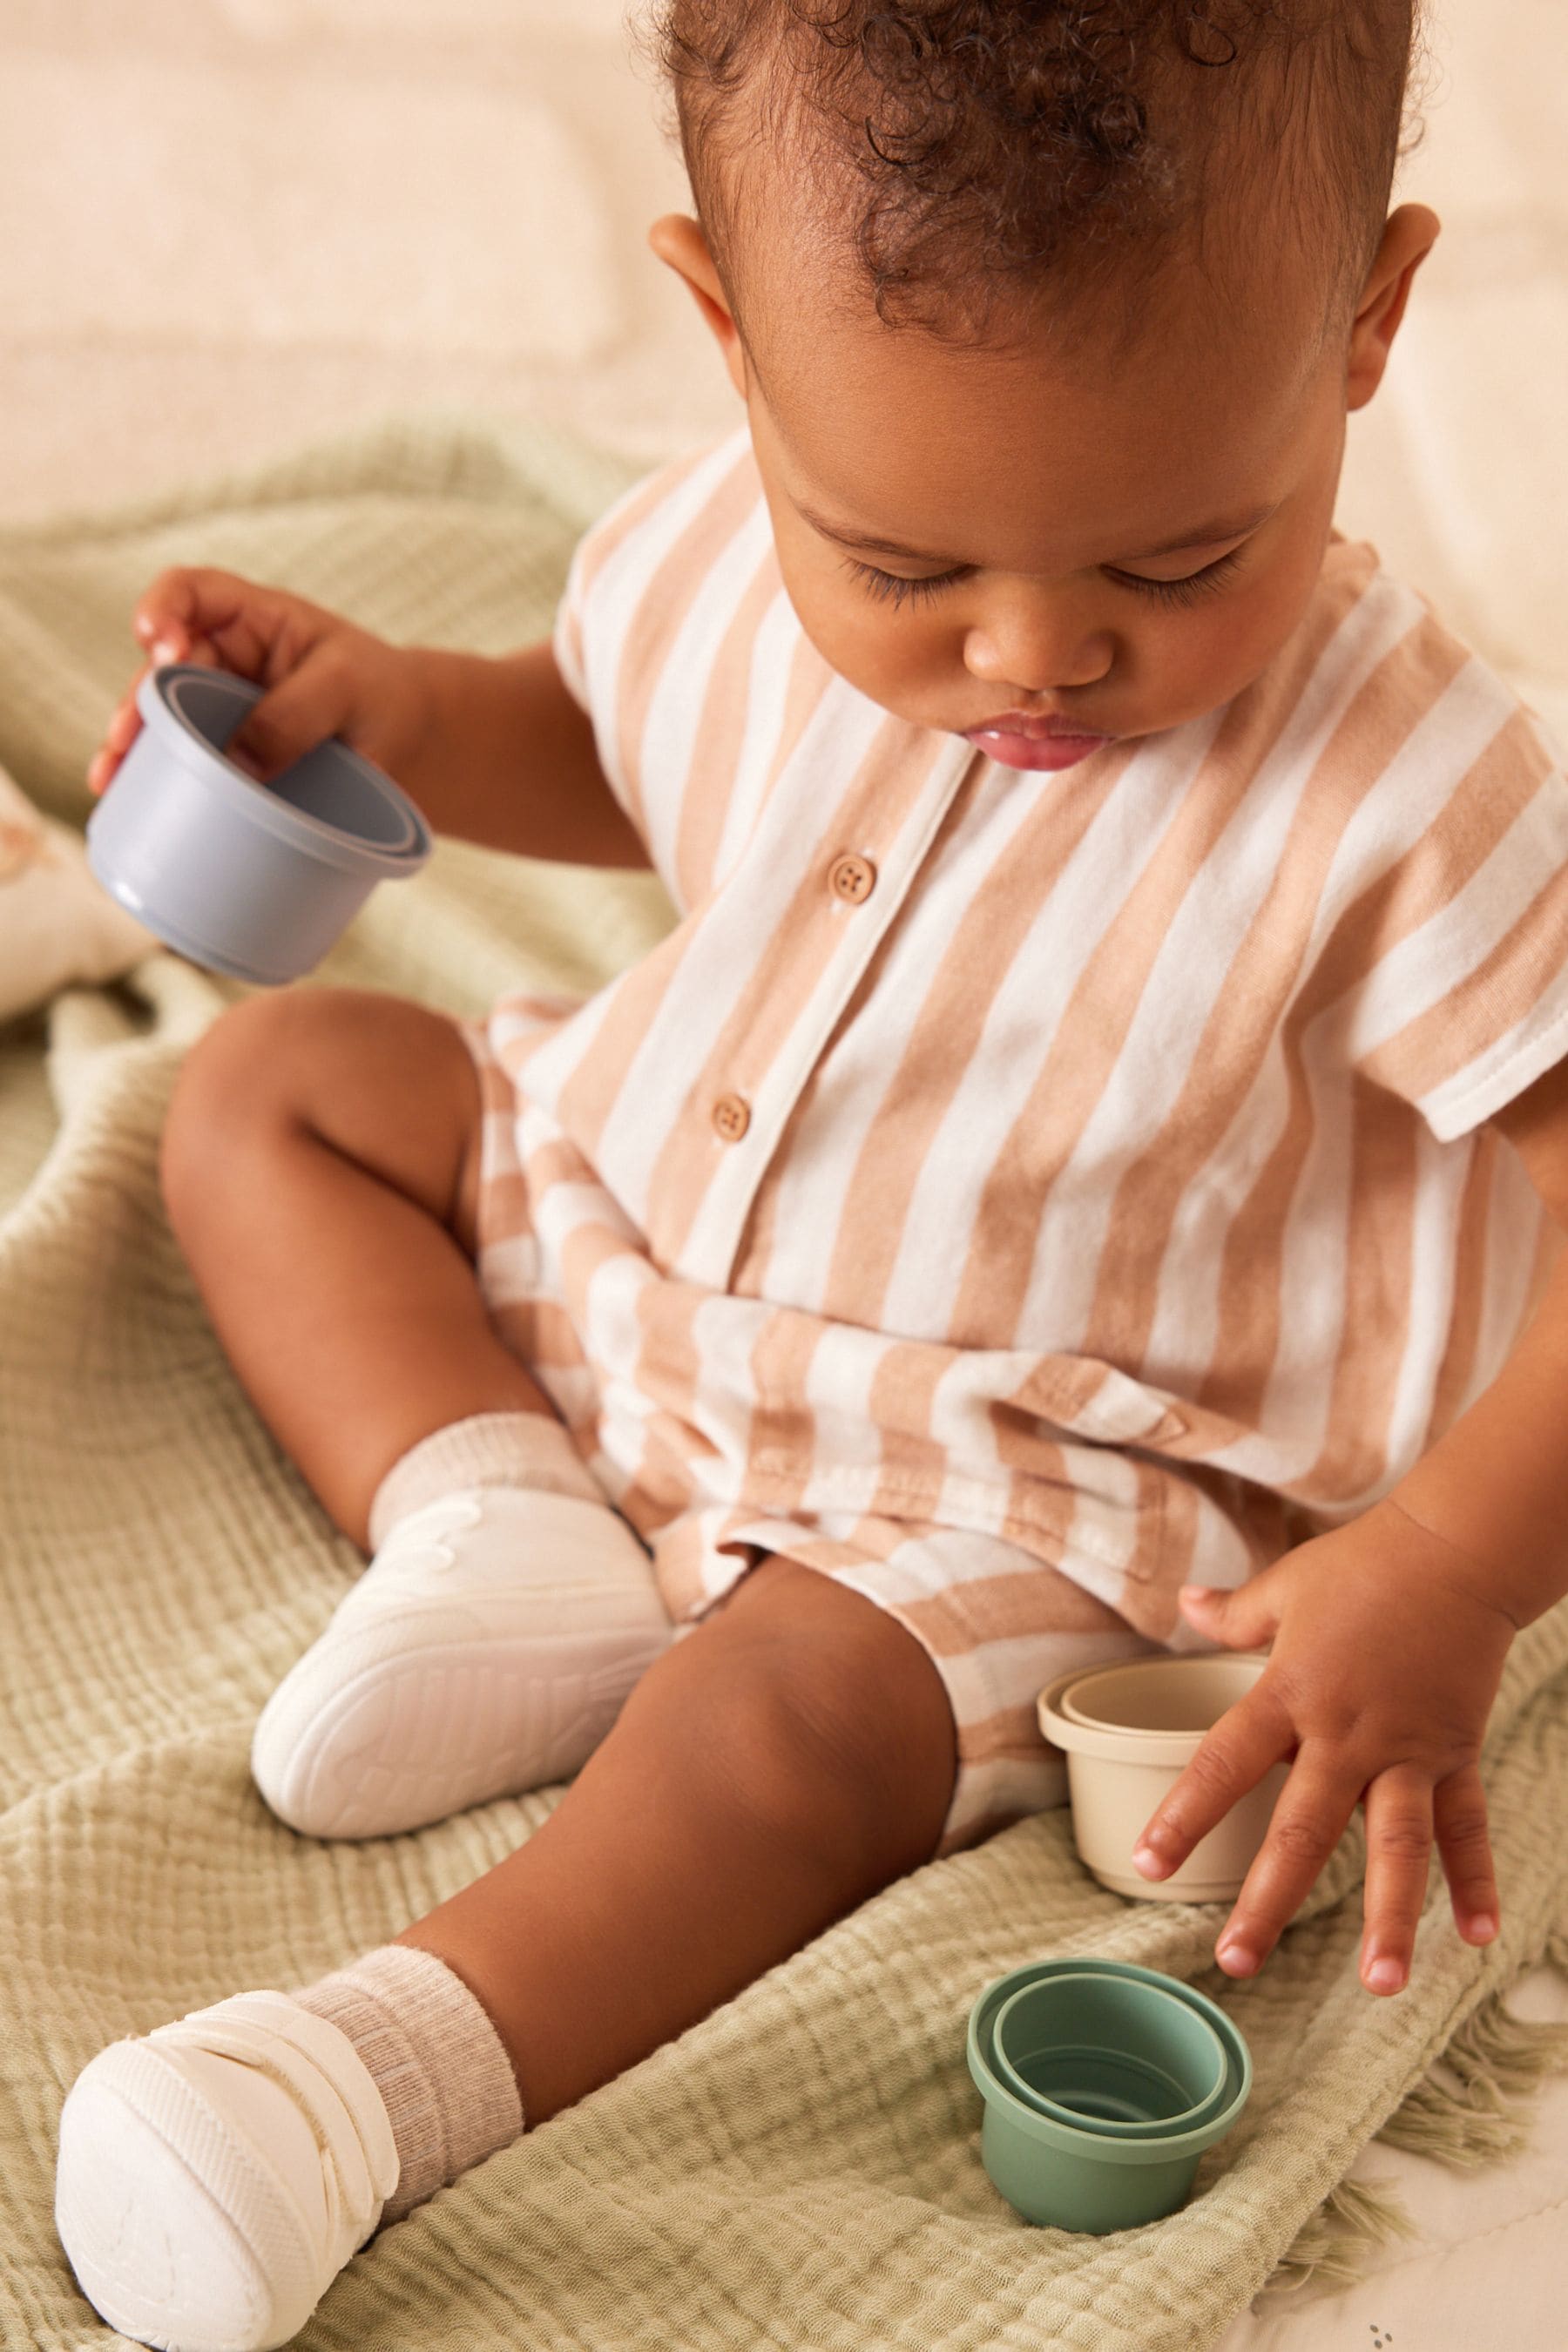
left=844, top=557, right=973, bottom=610
left=1105, top=547, right=1247, bottom=609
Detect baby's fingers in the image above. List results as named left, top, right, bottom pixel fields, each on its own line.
left=1433, top=1763, right=1500, bottom=1951
left=131, top=566, right=303, bottom=683
left=87, top=663, right=156, bottom=794
left=1212, top=1754, right=1361, bottom=1977
left=88, top=643, right=226, bottom=794
left=1132, top=1683, right=1290, bottom=1882
left=1359, top=1764, right=1436, bottom=1995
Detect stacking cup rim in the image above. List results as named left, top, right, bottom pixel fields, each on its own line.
left=989, top=1970, right=1231, bottom=2139
left=966, top=1958, right=1252, bottom=2165
left=132, top=664, right=430, bottom=879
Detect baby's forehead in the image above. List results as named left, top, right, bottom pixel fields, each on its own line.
left=747, top=273, right=1332, bottom=575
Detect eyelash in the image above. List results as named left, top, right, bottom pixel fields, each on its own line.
left=842, top=545, right=1247, bottom=612
left=1107, top=548, right=1247, bottom=607
left=843, top=558, right=972, bottom=609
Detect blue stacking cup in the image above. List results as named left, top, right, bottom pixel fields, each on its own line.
left=87, top=664, right=431, bottom=984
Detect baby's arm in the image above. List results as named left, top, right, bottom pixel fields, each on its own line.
left=400, top=640, right=651, bottom=870
left=92, top=567, right=650, bottom=873
left=1132, top=1051, right=1568, bottom=1995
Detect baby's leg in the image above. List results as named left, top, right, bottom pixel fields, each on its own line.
left=159, top=985, right=545, bottom=1548
left=397, top=1554, right=958, bottom=2115
left=162, top=989, right=672, bottom=1836
left=56, top=1560, right=958, bottom=2351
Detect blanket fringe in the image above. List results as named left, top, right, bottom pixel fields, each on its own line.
left=1259, top=1921, right=1568, bottom=2303
left=1257, top=2174, right=1417, bottom=2300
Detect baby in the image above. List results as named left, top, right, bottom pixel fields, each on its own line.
left=57, top=3, right=1568, bottom=2347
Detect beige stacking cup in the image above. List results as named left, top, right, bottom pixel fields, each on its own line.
left=1039, top=1655, right=1286, bottom=1903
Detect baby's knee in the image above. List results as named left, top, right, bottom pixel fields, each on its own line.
left=681, top=1561, right=958, bottom=1885
left=160, top=990, right=319, bottom=1227
left=162, top=988, right=483, bottom=1269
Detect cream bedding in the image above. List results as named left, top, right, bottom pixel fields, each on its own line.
left=2, top=416, right=1568, bottom=2352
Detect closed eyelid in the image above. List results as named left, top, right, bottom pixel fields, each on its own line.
left=1114, top=501, right=1279, bottom=566
left=1106, top=546, right=1247, bottom=608
left=1110, top=535, right=1255, bottom=585
left=842, top=539, right=1249, bottom=612
left=841, top=555, right=973, bottom=607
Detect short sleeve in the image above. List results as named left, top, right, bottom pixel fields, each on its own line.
left=544, top=456, right=702, bottom=832
left=1340, top=690, right=1568, bottom=1140
left=551, top=533, right=591, bottom=716
left=541, top=430, right=765, bottom=912
left=543, top=432, right=756, bottom=889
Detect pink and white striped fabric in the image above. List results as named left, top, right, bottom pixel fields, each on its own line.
left=462, top=429, right=1568, bottom=1848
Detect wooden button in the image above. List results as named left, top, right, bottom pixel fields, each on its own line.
left=712, top=1092, right=751, bottom=1142
left=829, top=852, right=876, bottom=904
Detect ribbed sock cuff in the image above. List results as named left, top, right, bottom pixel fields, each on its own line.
left=368, top=1409, right=602, bottom=1551
left=294, top=1943, right=524, bottom=2222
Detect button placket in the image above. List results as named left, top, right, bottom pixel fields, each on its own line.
left=679, top=734, right=977, bottom=1288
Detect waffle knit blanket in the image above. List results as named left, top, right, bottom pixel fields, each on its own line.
left=2, top=413, right=1566, bottom=2352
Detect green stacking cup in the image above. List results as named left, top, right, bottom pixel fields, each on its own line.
left=991, top=1972, right=1228, bottom=2138
left=966, top=1959, right=1252, bottom=2233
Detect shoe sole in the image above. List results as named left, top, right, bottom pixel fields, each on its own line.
left=252, top=1617, right=672, bottom=1838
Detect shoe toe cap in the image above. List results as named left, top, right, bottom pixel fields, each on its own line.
left=56, top=2045, right=320, bottom=2352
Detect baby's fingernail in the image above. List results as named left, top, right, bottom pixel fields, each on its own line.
left=1132, top=1842, right=1171, bottom=1878
left=1217, top=1940, right=1258, bottom=1976
left=1366, top=1955, right=1405, bottom=1994
left=151, top=638, right=179, bottom=666
left=1467, top=1914, right=1498, bottom=1943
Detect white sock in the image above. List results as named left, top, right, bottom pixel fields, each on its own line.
left=292, top=1943, right=523, bottom=2222
left=368, top=1409, right=602, bottom=1551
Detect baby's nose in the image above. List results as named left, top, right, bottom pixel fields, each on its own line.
left=963, top=605, right=1115, bottom=694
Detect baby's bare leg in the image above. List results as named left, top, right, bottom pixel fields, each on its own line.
left=52, top=1559, right=958, bottom=2352
left=160, top=987, right=551, bottom=1550
left=397, top=1555, right=959, bottom=2123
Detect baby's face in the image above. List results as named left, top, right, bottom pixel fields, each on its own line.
left=652, top=180, right=1425, bottom=771
left=738, top=280, right=1348, bottom=769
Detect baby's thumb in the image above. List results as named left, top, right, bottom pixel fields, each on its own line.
left=224, top=657, right=345, bottom=784
left=1179, top=1573, right=1280, bottom=1651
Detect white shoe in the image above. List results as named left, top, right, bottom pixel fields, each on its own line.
left=55, top=1990, right=398, bottom=2352
left=251, top=1486, right=674, bottom=1839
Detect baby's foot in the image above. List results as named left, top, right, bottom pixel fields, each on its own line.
left=251, top=1485, right=674, bottom=1838
left=55, top=1990, right=397, bottom=2352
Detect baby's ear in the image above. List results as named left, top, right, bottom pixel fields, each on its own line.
left=649, top=214, right=747, bottom=398
left=1346, top=202, right=1442, bottom=412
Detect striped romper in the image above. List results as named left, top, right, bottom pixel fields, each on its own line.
left=461, top=429, right=1568, bottom=1854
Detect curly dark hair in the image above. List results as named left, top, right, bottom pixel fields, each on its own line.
left=647, top=0, right=1423, bottom=337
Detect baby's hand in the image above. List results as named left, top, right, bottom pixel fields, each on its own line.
left=1132, top=1499, right=1516, bottom=1995
left=88, top=567, right=426, bottom=797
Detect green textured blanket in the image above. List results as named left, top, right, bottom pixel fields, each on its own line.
left=3, top=413, right=1566, bottom=2352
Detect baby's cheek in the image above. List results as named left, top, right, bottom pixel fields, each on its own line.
left=847, top=619, right=955, bottom=713
left=781, top=571, right=944, bottom=717
left=1166, top=584, right=1307, bottom=719
left=1172, top=613, right=1269, bottom=713
left=1198, top=524, right=1342, bottom=707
